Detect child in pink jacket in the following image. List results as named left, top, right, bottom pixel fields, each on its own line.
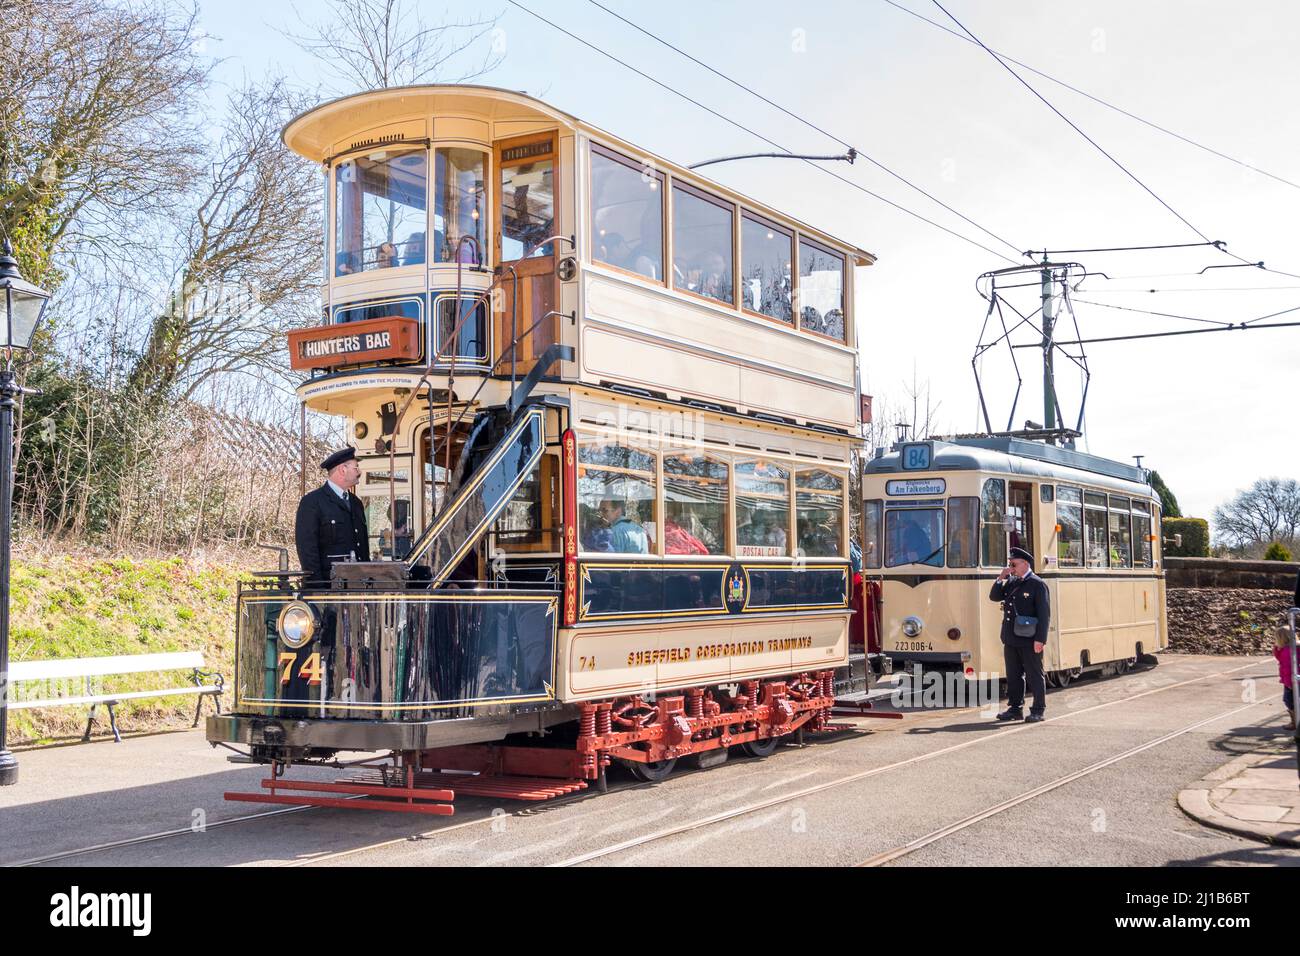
left=1276, top=626, right=1296, bottom=725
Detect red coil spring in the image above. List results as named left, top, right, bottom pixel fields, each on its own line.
left=687, top=689, right=703, bottom=718
left=579, top=704, right=596, bottom=738
left=596, top=703, right=612, bottom=737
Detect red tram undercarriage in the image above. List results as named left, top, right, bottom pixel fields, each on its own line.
left=225, top=670, right=867, bottom=815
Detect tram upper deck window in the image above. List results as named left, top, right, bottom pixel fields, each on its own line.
left=795, top=468, right=844, bottom=557
left=1084, top=490, right=1109, bottom=567
left=798, top=239, right=845, bottom=341
left=578, top=439, right=656, bottom=554
left=1132, top=500, right=1153, bottom=567
left=886, top=507, right=944, bottom=567
left=1056, top=485, right=1083, bottom=567
left=741, top=213, right=793, bottom=323
left=863, top=499, right=882, bottom=568
left=1108, top=495, right=1133, bottom=567
left=591, top=145, right=663, bottom=282
left=500, top=140, right=555, bottom=260
left=947, top=497, right=978, bottom=568
left=980, top=478, right=1007, bottom=567
left=736, top=459, right=790, bottom=557
left=663, top=453, right=728, bottom=555
left=672, top=183, right=734, bottom=306
left=334, top=148, right=427, bottom=277
left=434, top=147, right=486, bottom=265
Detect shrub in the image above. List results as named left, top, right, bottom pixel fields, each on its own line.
left=1264, top=541, right=1293, bottom=561
left=1163, top=517, right=1210, bottom=557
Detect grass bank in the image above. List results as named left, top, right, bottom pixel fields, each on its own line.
left=9, top=547, right=253, bottom=745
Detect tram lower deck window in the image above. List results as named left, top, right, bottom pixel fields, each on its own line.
left=663, top=452, right=728, bottom=555
left=795, top=468, right=843, bottom=557
left=736, top=459, right=790, bottom=557
left=886, top=508, right=944, bottom=567
left=578, top=440, right=656, bottom=554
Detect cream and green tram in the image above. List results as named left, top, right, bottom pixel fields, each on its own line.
left=862, top=437, right=1167, bottom=689
left=206, top=84, right=877, bottom=807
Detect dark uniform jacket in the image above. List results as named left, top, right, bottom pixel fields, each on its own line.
left=295, top=483, right=370, bottom=585
left=989, top=572, right=1051, bottom=646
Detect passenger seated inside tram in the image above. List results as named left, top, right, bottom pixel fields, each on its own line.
left=376, top=241, right=398, bottom=269
left=336, top=250, right=359, bottom=275
left=598, top=232, right=658, bottom=281
left=598, top=498, right=649, bottom=554
left=664, top=507, right=710, bottom=555
left=402, top=231, right=426, bottom=267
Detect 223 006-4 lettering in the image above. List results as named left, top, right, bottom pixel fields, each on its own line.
left=898, top=641, right=933, bottom=652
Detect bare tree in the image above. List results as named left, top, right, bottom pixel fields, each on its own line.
left=283, top=0, right=504, bottom=92
left=0, top=0, right=209, bottom=279
left=1212, top=478, right=1300, bottom=555
left=127, top=80, right=322, bottom=407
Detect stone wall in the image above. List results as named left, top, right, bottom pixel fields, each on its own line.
left=1165, top=557, right=1299, bottom=592
left=1167, top=587, right=1295, bottom=656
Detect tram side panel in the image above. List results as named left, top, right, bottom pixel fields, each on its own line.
left=557, top=613, right=850, bottom=703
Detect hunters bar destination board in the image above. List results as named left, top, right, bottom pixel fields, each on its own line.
left=287, top=316, right=421, bottom=371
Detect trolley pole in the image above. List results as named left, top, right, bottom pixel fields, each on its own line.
left=1040, top=255, right=1057, bottom=443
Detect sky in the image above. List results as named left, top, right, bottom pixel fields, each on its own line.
left=195, top=0, right=1300, bottom=528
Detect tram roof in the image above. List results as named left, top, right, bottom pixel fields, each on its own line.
left=866, top=436, right=1153, bottom=497
left=282, top=84, right=876, bottom=266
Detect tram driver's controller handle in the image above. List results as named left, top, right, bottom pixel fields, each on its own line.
left=997, top=565, right=1044, bottom=654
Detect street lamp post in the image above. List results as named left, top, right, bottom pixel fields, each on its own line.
left=0, top=239, right=51, bottom=786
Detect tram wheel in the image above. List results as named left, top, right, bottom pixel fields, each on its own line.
left=741, top=734, right=781, bottom=758
left=1115, top=658, right=1135, bottom=675
left=1046, top=671, right=1060, bottom=689
left=1055, top=669, right=1073, bottom=688
left=626, top=757, right=677, bottom=783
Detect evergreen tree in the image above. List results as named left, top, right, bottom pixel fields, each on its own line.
left=1148, top=470, right=1181, bottom=518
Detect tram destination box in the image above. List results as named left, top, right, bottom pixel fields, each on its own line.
left=288, top=315, right=421, bottom=371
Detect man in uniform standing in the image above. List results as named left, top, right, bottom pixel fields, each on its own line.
left=989, top=546, right=1051, bottom=722
left=295, top=446, right=370, bottom=585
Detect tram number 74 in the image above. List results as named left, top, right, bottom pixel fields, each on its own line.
left=278, top=652, right=323, bottom=685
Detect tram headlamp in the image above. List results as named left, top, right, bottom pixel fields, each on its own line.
left=277, top=602, right=317, bottom=649
left=901, top=616, right=924, bottom=638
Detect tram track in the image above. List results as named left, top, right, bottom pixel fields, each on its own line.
left=8, top=659, right=1269, bottom=867
left=856, top=693, right=1279, bottom=866
left=8, top=803, right=318, bottom=868
left=548, top=659, right=1270, bottom=867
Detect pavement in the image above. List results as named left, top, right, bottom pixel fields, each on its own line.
left=1178, top=733, right=1300, bottom=847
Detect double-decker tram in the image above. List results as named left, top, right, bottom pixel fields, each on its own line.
left=207, top=85, right=875, bottom=811
left=863, top=437, right=1168, bottom=695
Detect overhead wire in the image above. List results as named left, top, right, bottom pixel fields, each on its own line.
left=931, top=0, right=1214, bottom=246
left=882, top=0, right=1300, bottom=193
left=584, top=0, right=1026, bottom=259
left=929, top=0, right=1300, bottom=284
left=503, top=0, right=1021, bottom=264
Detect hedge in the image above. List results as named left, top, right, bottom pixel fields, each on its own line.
left=1162, top=517, right=1210, bottom=557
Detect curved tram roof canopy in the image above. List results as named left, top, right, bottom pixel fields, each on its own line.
left=281, top=83, right=876, bottom=267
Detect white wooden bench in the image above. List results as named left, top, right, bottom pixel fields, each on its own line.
left=7, top=651, right=224, bottom=743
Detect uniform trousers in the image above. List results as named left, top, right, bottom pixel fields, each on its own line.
left=1003, top=641, right=1046, bottom=715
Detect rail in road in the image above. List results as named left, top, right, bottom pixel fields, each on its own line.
left=5, top=656, right=1284, bottom=867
